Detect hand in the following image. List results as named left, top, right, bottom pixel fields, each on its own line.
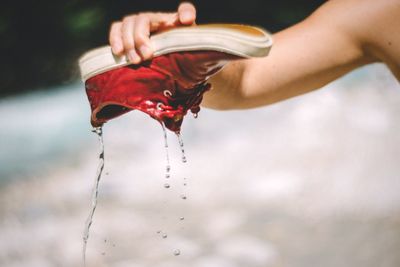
left=109, top=2, right=197, bottom=64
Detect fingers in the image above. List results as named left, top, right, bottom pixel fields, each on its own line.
left=178, top=2, right=196, bottom=25
left=109, top=22, right=123, bottom=55
left=134, top=14, right=153, bottom=60
left=121, top=16, right=141, bottom=63
left=108, top=2, right=197, bottom=64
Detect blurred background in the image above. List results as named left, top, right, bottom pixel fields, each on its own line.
left=1, top=1, right=400, bottom=267
left=0, top=0, right=325, bottom=97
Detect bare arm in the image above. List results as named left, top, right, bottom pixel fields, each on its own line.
left=205, top=0, right=400, bottom=109
left=109, top=0, right=400, bottom=110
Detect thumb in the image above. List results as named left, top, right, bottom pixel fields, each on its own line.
left=178, top=2, right=197, bottom=25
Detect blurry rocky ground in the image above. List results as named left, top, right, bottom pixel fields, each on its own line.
left=0, top=63, right=400, bottom=267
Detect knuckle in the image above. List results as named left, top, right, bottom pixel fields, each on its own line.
left=136, top=13, right=145, bottom=19
left=110, top=22, right=121, bottom=33
left=111, top=21, right=121, bottom=28
left=122, top=39, right=134, bottom=49
left=122, top=15, right=135, bottom=24
left=121, top=32, right=134, bottom=47
left=134, top=32, right=146, bottom=44
left=134, top=28, right=147, bottom=39
left=136, top=13, right=148, bottom=20
left=109, top=36, right=120, bottom=45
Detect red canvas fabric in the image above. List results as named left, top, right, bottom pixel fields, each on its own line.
left=85, top=51, right=240, bottom=132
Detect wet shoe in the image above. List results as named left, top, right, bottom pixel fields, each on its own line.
left=79, top=24, right=272, bottom=132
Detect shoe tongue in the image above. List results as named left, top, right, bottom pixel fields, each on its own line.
left=149, top=51, right=239, bottom=89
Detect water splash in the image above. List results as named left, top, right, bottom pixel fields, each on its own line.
left=82, top=127, right=105, bottom=267
left=176, top=133, right=187, bottom=163
left=161, top=123, right=171, bottom=178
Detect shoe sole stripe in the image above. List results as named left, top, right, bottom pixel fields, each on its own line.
left=79, top=24, right=273, bottom=81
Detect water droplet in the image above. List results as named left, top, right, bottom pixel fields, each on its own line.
left=183, top=183, right=187, bottom=186
left=176, top=133, right=187, bottom=163
left=162, top=233, right=168, bottom=239
left=161, top=123, right=171, bottom=179
left=193, top=113, right=198, bottom=119
left=164, top=183, right=170, bottom=189
left=180, top=217, right=185, bottom=221
left=173, top=249, right=181, bottom=256
left=156, top=230, right=161, bottom=234
left=91, top=127, right=103, bottom=135
left=181, top=194, right=187, bottom=200
left=101, top=252, right=106, bottom=256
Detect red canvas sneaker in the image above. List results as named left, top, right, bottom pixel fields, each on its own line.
left=79, top=24, right=272, bottom=132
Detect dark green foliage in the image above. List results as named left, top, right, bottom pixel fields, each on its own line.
left=0, top=0, right=324, bottom=96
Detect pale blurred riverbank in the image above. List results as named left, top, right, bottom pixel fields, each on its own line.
left=0, top=63, right=399, bottom=267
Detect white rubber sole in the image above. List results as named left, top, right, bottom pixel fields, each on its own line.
left=79, top=24, right=273, bottom=81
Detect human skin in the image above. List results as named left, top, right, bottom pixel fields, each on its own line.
left=109, top=0, right=400, bottom=110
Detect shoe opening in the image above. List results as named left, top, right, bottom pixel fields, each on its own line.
left=96, top=104, right=131, bottom=120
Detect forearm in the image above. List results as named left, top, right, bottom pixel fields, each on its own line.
left=109, top=0, right=398, bottom=110
left=202, top=60, right=247, bottom=110
left=203, top=0, right=378, bottom=110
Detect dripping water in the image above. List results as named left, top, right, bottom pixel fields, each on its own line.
left=173, top=249, right=181, bottom=256
left=176, top=133, right=187, bottom=163
left=161, top=123, right=171, bottom=179
left=82, top=127, right=105, bottom=266
left=157, top=125, right=189, bottom=257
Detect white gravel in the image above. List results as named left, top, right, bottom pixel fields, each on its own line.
left=0, top=63, right=399, bottom=267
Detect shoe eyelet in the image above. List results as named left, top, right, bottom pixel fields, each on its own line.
left=163, top=90, right=172, bottom=97
left=156, top=102, right=163, bottom=110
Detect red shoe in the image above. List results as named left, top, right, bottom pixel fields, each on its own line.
left=79, top=24, right=272, bottom=132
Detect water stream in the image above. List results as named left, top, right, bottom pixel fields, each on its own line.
left=82, top=127, right=105, bottom=266
left=82, top=124, right=189, bottom=263
left=177, top=133, right=187, bottom=163
left=161, top=124, right=171, bottom=179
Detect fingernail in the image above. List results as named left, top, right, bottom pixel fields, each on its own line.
left=112, top=43, right=122, bottom=54
left=139, top=44, right=152, bottom=59
left=180, top=11, right=193, bottom=22
left=128, top=50, right=140, bottom=63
